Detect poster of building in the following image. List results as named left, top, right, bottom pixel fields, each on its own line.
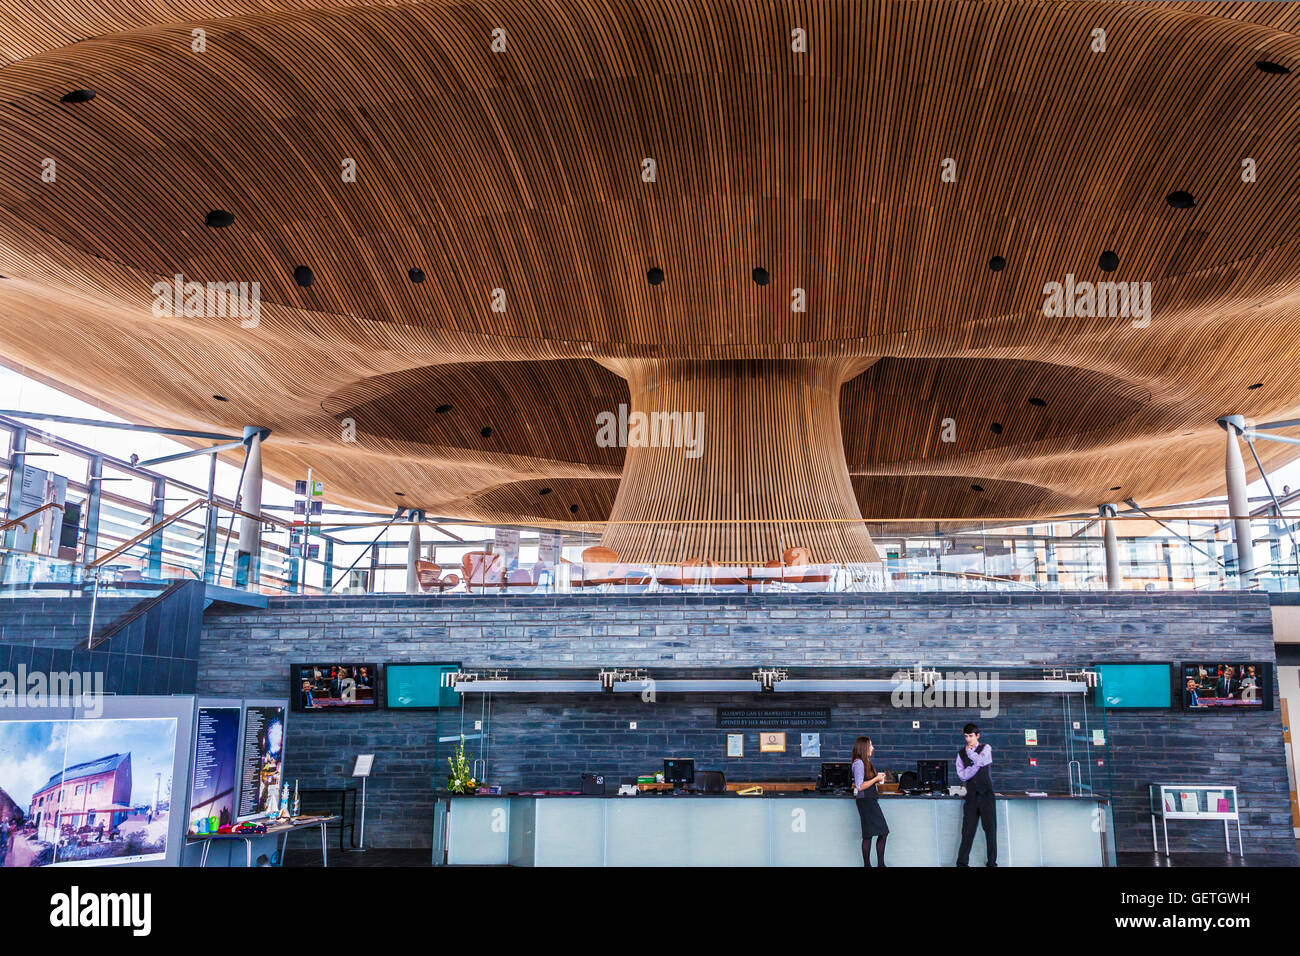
left=0, top=717, right=177, bottom=867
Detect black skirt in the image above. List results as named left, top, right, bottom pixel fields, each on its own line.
left=856, top=790, right=890, bottom=837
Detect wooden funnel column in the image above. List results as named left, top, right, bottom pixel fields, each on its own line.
left=600, top=359, right=879, bottom=565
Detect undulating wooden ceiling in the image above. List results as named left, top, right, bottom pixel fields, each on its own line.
left=0, top=0, right=1299, bottom=540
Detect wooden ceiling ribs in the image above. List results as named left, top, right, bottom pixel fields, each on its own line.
left=0, top=2, right=1295, bottom=560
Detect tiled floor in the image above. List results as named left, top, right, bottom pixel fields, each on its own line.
left=1116, top=850, right=1298, bottom=867
left=286, top=847, right=430, bottom=867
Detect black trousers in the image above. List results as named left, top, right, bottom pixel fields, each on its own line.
left=956, top=795, right=997, bottom=866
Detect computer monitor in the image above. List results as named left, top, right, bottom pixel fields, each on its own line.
left=664, top=758, right=695, bottom=788
left=917, top=759, right=949, bottom=791
left=819, top=762, right=852, bottom=790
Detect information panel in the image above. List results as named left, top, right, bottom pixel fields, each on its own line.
left=716, top=708, right=831, bottom=729
left=237, top=703, right=286, bottom=820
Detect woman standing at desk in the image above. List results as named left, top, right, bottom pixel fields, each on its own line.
left=851, top=736, right=889, bottom=867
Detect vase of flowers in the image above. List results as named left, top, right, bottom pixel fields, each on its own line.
left=446, top=735, right=479, bottom=794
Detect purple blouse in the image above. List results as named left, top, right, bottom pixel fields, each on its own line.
left=954, top=744, right=993, bottom=782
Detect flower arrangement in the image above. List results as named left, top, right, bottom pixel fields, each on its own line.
left=446, top=735, right=479, bottom=794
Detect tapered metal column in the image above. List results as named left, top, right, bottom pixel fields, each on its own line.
left=1099, top=504, right=1121, bottom=590
left=1218, top=416, right=1256, bottom=587
left=235, top=426, right=268, bottom=589
left=406, top=511, right=422, bottom=594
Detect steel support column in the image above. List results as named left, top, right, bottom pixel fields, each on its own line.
left=406, top=511, right=422, bottom=594
left=235, top=426, right=268, bottom=589
left=1218, top=415, right=1256, bottom=587
left=1099, top=504, right=1121, bottom=590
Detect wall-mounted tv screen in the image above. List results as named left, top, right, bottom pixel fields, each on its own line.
left=291, top=663, right=379, bottom=712
left=385, top=663, right=460, bottom=710
left=1180, top=662, right=1272, bottom=711
left=1094, top=663, right=1172, bottom=709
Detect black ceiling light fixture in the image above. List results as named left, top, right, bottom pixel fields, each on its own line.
left=1248, top=382, right=1264, bottom=390
left=988, top=256, right=1006, bottom=272
left=293, top=265, right=314, bottom=287
left=1028, top=397, right=1047, bottom=407
left=408, top=267, right=425, bottom=283
left=970, top=484, right=985, bottom=493
left=60, top=89, right=95, bottom=104
left=480, top=426, right=494, bottom=438
left=752, top=267, right=770, bottom=286
left=204, top=210, right=234, bottom=229
left=1166, top=191, right=1196, bottom=209
left=1098, top=250, right=1119, bottom=272
left=394, top=491, right=405, bottom=497
left=435, top=404, right=453, bottom=414
left=647, top=266, right=664, bottom=286
left=1256, top=59, right=1291, bottom=75
left=989, top=422, right=1003, bottom=434
left=1110, top=486, right=1122, bottom=491
left=212, top=394, right=228, bottom=402
left=569, top=504, right=579, bottom=513
left=538, top=487, right=552, bottom=496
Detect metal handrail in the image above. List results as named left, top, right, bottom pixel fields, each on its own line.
left=0, top=501, right=65, bottom=535
left=88, top=498, right=207, bottom=568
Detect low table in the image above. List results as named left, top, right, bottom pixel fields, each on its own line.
left=186, top=815, right=339, bottom=867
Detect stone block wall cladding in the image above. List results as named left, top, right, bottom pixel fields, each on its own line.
left=0, top=581, right=205, bottom=695
left=198, top=592, right=1295, bottom=856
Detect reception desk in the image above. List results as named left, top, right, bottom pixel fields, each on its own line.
left=432, top=792, right=1113, bottom=867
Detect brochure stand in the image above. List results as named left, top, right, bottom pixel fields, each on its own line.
left=353, top=754, right=374, bottom=851
left=1148, top=783, right=1242, bottom=856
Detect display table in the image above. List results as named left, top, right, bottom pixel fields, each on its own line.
left=432, top=793, right=1112, bottom=867
left=185, top=815, right=339, bottom=867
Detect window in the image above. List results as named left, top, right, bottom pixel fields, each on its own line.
left=90, top=782, right=102, bottom=793
left=75, top=785, right=84, bottom=796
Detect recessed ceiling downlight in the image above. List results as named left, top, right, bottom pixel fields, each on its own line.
left=408, top=268, right=425, bottom=283
left=1256, top=60, right=1291, bottom=75
left=752, top=267, right=770, bottom=286
left=435, top=404, right=452, bottom=414
left=204, top=210, right=234, bottom=228
left=212, top=394, right=228, bottom=402
left=989, top=423, right=1003, bottom=435
left=569, top=504, right=579, bottom=514
left=988, top=256, right=1006, bottom=272
left=480, top=426, right=494, bottom=438
left=539, top=487, right=552, bottom=496
left=60, top=89, right=95, bottom=104
left=970, top=484, right=985, bottom=493
left=1248, top=382, right=1264, bottom=390
left=293, top=265, right=314, bottom=287
left=1028, top=397, right=1047, bottom=408
left=1098, top=250, right=1119, bottom=272
left=647, top=267, right=664, bottom=286
left=1166, top=191, right=1196, bottom=209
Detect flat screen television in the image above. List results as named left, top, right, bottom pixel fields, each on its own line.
left=291, top=663, right=380, bottom=712
left=1180, top=661, right=1272, bottom=711
left=384, top=662, right=460, bottom=710
left=1094, top=663, right=1172, bottom=709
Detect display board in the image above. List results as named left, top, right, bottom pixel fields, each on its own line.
left=1093, top=663, right=1172, bottom=708
left=385, top=662, right=460, bottom=709
left=237, top=700, right=287, bottom=821
left=188, top=701, right=242, bottom=834
left=0, top=696, right=194, bottom=867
